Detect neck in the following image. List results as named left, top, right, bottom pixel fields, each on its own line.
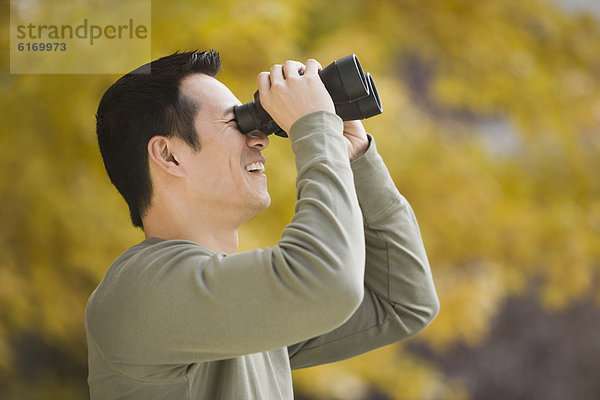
left=145, top=223, right=239, bottom=254
left=142, top=198, right=242, bottom=255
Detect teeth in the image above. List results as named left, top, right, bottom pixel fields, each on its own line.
left=245, top=162, right=265, bottom=173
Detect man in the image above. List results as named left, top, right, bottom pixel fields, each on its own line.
left=86, top=49, right=439, bottom=399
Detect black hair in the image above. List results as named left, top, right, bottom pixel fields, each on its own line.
left=96, top=50, right=221, bottom=228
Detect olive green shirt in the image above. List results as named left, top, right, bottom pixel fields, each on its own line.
left=86, top=111, right=439, bottom=399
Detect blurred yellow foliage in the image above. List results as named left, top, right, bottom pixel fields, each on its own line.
left=1, top=0, right=599, bottom=398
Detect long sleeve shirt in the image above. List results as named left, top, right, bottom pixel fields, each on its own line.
left=85, top=111, right=439, bottom=399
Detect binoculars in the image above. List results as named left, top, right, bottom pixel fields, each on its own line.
left=234, top=54, right=382, bottom=137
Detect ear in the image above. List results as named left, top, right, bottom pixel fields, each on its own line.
left=147, top=136, right=186, bottom=178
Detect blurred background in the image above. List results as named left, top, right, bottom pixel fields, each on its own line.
left=1, top=0, right=599, bottom=398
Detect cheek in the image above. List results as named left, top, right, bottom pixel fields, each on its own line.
left=201, top=155, right=240, bottom=189
left=195, top=133, right=245, bottom=187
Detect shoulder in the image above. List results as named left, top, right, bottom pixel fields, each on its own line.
left=87, top=238, right=214, bottom=312
left=85, top=238, right=215, bottom=351
left=111, top=238, right=214, bottom=277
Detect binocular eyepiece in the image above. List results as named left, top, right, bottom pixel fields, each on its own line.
left=234, top=54, right=382, bottom=138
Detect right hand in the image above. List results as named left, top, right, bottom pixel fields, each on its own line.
left=257, top=59, right=335, bottom=134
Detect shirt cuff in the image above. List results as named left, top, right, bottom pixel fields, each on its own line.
left=351, top=135, right=404, bottom=223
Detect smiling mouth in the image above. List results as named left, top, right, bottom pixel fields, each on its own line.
left=245, top=162, right=265, bottom=173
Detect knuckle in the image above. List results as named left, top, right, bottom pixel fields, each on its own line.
left=270, top=80, right=284, bottom=90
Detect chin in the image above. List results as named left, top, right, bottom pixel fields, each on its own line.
left=244, top=191, right=271, bottom=217
left=258, top=193, right=272, bottom=211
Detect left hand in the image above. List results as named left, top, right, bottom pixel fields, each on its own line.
left=343, top=120, right=369, bottom=161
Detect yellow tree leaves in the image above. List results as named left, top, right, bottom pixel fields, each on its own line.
left=1, top=0, right=599, bottom=398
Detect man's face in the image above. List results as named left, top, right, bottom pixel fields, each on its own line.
left=178, top=74, right=271, bottom=221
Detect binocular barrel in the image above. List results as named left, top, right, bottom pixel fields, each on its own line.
left=234, top=54, right=382, bottom=137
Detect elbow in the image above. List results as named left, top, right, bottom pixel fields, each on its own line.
left=321, top=239, right=366, bottom=325
left=415, top=279, right=441, bottom=329
left=404, top=259, right=440, bottom=332
left=337, top=250, right=365, bottom=306
left=409, top=291, right=440, bottom=334
left=335, top=269, right=365, bottom=311
left=424, top=278, right=441, bottom=325
left=276, top=229, right=366, bottom=332
left=319, top=271, right=365, bottom=331
left=340, top=278, right=365, bottom=314
left=336, top=252, right=366, bottom=315
left=423, top=293, right=440, bottom=325
left=392, top=287, right=440, bottom=339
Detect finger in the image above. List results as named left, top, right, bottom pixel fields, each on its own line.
left=269, top=64, right=284, bottom=85
left=304, top=59, right=322, bottom=75
left=282, top=60, right=305, bottom=79
left=257, top=71, right=271, bottom=93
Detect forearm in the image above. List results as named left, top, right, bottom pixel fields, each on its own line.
left=289, top=136, right=438, bottom=369
left=352, top=136, right=439, bottom=324
left=87, top=112, right=366, bottom=367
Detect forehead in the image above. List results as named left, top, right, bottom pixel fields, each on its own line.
left=180, top=74, right=240, bottom=116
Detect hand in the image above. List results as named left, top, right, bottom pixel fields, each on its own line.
left=257, top=59, right=335, bottom=134
left=343, top=120, right=369, bottom=161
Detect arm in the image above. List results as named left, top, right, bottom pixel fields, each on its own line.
left=87, top=62, right=367, bottom=366
left=288, top=133, right=440, bottom=369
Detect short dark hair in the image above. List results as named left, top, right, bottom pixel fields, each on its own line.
left=96, top=50, right=221, bottom=228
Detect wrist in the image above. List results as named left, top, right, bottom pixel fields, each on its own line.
left=349, top=137, right=370, bottom=161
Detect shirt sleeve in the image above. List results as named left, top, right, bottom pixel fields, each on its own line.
left=288, top=135, right=440, bottom=369
left=86, top=111, right=367, bottom=367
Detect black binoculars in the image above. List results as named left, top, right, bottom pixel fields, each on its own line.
left=234, top=54, right=382, bottom=137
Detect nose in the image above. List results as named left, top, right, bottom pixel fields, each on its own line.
left=246, top=130, right=269, bottom=150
